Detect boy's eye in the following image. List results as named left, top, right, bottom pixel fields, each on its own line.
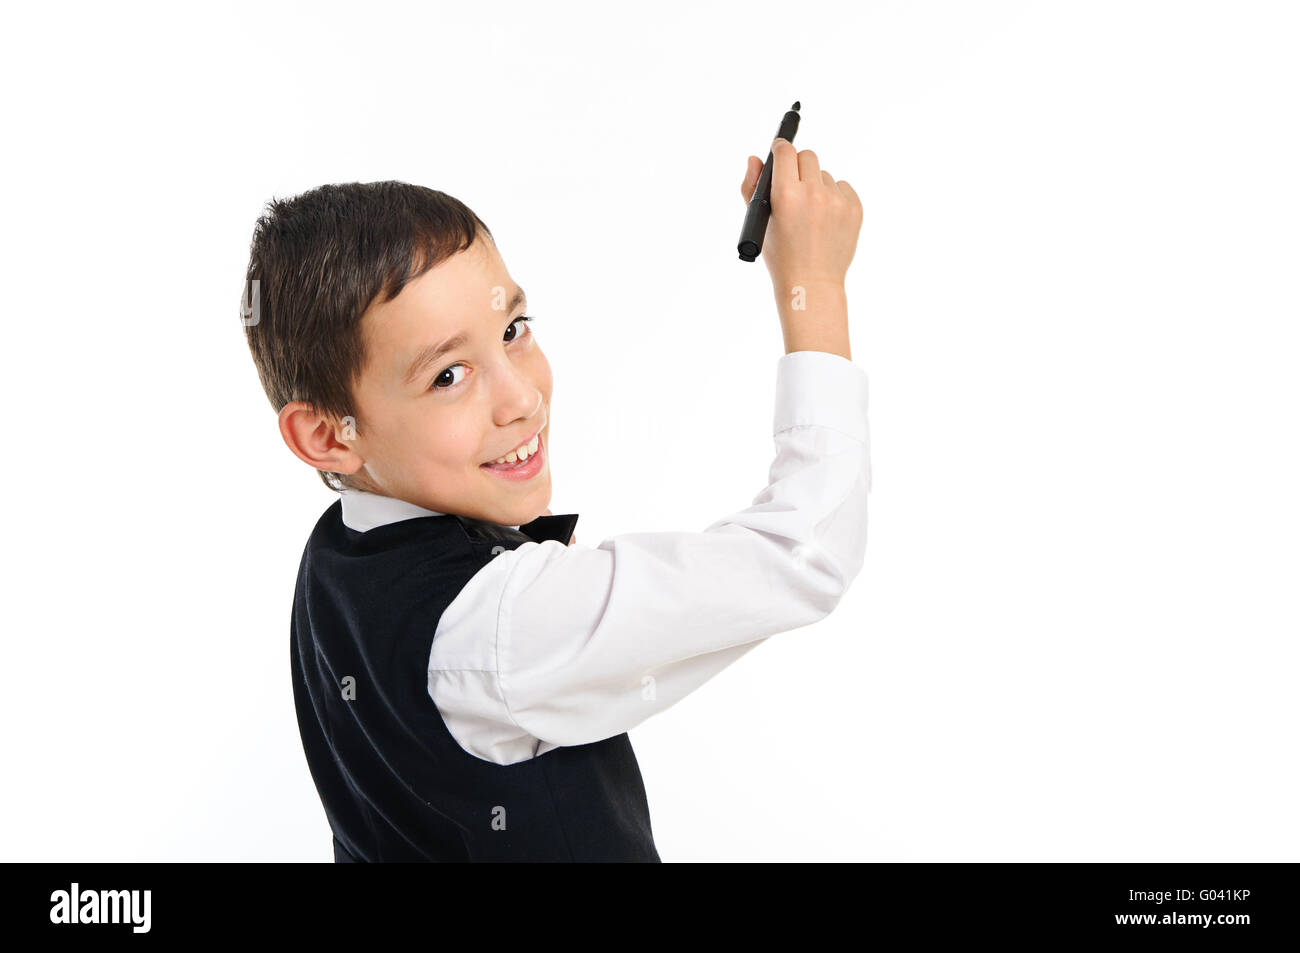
left=430, top=315, right=535, bottom=390
left=504, top=314, right=534, bottom=343
left=431, top=364, right=466, bottom=389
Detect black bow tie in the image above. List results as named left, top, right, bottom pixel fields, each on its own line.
left=516, top=512, right=579, bottom=545
left=451, top=511, right=579, bottom=549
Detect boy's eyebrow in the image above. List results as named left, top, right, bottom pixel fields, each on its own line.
left=402, top=287, right=527, bottom=384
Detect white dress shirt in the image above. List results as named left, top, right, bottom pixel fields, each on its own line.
left=336, top=489, right=515, bottom=531
left=340, top=349, right=872, bottom=766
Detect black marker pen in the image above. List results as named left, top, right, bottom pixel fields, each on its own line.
left=737, top=101, right=801, bottom=262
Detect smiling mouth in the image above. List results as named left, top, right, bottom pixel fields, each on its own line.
left=481, top=427, right=543, bottom=467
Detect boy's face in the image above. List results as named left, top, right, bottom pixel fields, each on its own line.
left=343, top=234, right=553, bottom=527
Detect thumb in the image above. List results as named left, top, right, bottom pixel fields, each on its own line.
left=740, top=155, right=762, bottom=204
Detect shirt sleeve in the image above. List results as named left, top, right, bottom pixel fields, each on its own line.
left=428, top=349, right=872, bottom=765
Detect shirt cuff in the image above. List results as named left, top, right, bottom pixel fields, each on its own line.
left=773, top=350, right=870, bottom=446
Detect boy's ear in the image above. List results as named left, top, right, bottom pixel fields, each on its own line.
left=278, top=401, right=366, bottom=477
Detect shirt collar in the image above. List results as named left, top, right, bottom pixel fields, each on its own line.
left=339, top=488, right=522, bottom=533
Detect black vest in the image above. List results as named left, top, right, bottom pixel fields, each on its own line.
left=290, top=500, right=660, bottom=862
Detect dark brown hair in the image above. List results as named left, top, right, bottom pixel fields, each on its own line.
left=241, top=181, right=492, bottom=491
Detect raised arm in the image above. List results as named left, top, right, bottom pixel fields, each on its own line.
left=429, top=350, right=870, bottom=764
left=430, top=137, right=869, bottom=765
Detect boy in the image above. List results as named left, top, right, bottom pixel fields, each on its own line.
left=243, top=138, right=869, bottom=862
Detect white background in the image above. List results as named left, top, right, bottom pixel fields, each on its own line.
left=1, top=0, right=1296, bottom=862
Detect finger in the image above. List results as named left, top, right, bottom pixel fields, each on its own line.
left=740, top=155, right=762, bottom=204
left=770, top=137, right=798, bottom=193
left=836, top=178, right=862, bottom=213
left=797, top=148, right=821, bottom=182
left=820, top=170, right=835, bottom=186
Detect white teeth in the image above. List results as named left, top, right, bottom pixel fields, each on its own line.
left=491, top=434, right=540, bottom=466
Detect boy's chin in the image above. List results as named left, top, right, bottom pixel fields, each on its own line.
left=510, top=500, right=553, bottom=527
left=481, top=487, right=552, bottom=528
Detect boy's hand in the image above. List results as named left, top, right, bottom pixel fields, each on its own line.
left=741, top=140, right=863, bottom=359
left=741, top=138, right=863, bottom=291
